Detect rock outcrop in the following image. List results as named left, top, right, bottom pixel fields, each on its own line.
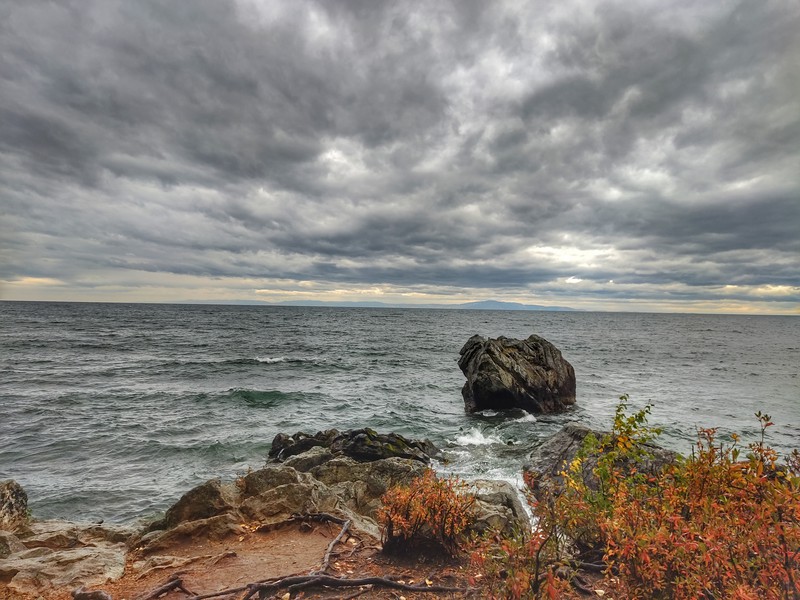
left=0, top=520, right=135, bottom=597
left=142, top=430, right=443, bottom=552
left=458, top=334, right=576, bottom=414
left=1, top=479, right=29, bottom=531
left=524, top=422, right=677, bottom=499
left=269, top=428, right=440, bottom=464
left=142, top=433, right=528, bottom=552
left=2, top=430, right=530, bottom=596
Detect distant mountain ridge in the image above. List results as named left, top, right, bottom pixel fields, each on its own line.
left=266, top=299, right=579, bottom=311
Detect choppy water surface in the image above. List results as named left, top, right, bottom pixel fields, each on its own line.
left=1, top=302, right=797, bottom=524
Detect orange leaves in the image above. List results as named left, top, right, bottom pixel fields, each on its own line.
left=470, top=400, right=798, bottom=599
left=524, top=400, right=798, bottom=599
left=378, top=469, right=476, bottom=556
left=602, top=419, right=800, bottom=599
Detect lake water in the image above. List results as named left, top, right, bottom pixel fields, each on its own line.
left=1, top=301, right=797, bottom=524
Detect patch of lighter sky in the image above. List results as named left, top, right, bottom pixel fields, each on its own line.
left=232, top=0, right=295, bottom=29
left=318, top=140, right=370, bottom=180
left=743, top=285, right=800, bottom=298
left=618, top=165, right=676, bottom=195
left=525, top=244, right=613, bottom=270
left=586, top=178, right=626, bottom=201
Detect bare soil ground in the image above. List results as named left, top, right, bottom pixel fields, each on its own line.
left=31, top=520, right=478, bottom=600
left=6, top=519, right=621, bottom=600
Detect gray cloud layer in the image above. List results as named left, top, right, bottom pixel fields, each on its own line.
left=1, top=0, right=798, bottom=311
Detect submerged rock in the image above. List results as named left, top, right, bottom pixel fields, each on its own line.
left=458, top=334, right=576, bottom=414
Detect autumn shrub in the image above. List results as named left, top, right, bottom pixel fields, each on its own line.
left=604, top=412, right=800, bottom=599
left=470, top=397, right=662, bottom=599
left=378, top=469, right=476, bottom=555
left=469, top=496, right=570, bottom=599
left=553, top=397, right=664, bottom=561
left=470, top=398, right=800, bottom=599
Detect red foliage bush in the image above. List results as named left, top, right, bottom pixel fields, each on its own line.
left=378, top=469, right=476, bottom=555
left=604, top=414, right=799, bottom=599
left=470, top=400, right=800, bottom=599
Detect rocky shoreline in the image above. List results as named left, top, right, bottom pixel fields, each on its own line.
left=1, top=335, right=583, bottom=598
left=1, top=428, right=530, bottom=598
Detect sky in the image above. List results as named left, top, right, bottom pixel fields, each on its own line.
left=1, top=0, right=798, bottom=314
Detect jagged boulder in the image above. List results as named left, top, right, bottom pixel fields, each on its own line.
left=310, top=456, right=428, bottom=518
left=458, top=334, right=576, bottom=414
left=269, top=428, right=440, bottom=464
left=269, top=429, right=341, bottom=461
left=1, top=479, right=29, bottom=531
left=147, top=478, right=240, bottom=532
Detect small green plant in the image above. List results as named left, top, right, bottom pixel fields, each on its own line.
left=378, top=469, right=476, bottom=555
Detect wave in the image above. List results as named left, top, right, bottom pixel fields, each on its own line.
left=220, top=388, right=326, bottom=408
left=255, top=356, right=288, bottom=363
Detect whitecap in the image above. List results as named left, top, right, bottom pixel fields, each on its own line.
left=255, top=356, right=287, bottom=363
left=453, top=428, right=504, bottom=446
left=514, top=413, right=537, bottom=423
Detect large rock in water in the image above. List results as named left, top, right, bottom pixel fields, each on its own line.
left=458, top=334, right=576, bottom=413
left=269, top=428, right=440, bottom=464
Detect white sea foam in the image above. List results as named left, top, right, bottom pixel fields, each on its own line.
left=515, top=412, right=537, bottom=423
left=255, top=356, right=287, bottom=363
left=453, top=428, right=504, bottom=446
left=474, top=409, right=499, bottom=417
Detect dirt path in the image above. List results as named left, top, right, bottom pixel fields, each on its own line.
left=32, top=520, right=477, bottom=600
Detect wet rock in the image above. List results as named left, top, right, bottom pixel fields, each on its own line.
left=268, top=429, right=341, bottom=460
left=269, top=428, right=439, bottom=464
left=0, top=479, right=29, bottom=531
left=458, top=334, right=576, bottom=414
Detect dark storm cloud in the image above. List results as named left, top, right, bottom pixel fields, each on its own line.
left=1, top=0, right=798, bottom=310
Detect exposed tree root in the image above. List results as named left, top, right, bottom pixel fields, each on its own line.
left=240, top=574, right=470, bottom=599
left=311, top=518, right=351, bottom=575
left=130, top=512, right=473, bottom=600
left=136, top=573, right=194, bottom=600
